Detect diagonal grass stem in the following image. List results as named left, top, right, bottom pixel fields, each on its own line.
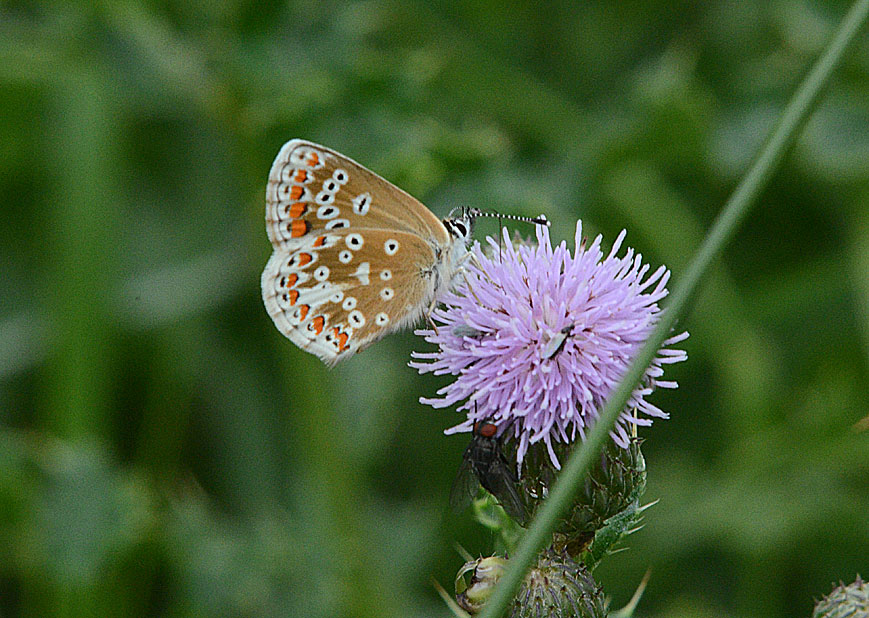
left=477, top=1, right=869, bottom=616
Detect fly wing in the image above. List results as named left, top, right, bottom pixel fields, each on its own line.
left=481, top=456, right=529, bottom=526
left=449, top=449, right=480, bottom=514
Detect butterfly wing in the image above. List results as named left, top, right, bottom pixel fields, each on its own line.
left=262, top=139, right=458, bottom=364
left=262, top=227, right=444, bottom=366
left=265, top=139, right=450, bottom=248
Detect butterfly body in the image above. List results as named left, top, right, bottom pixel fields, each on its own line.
left=261, top=140, right=473, bottom=365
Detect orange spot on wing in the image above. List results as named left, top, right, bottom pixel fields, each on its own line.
left=337, top=331, right=349, bottom=351
left=289, top=203, right=307, bottom=218
left=293, top=169, right=309, bottom=182
left=312, top=316, right=325, bottom=334
left=299, top=304, right=309, bottom=320
left=306, top=152, right=319, bottom=166
left=290, top=186, right=304, bottom=200
left=288, top=290, right=299, bottom=305
left=313, top=235, right=326, bottom=247
left=291, top=220, right=309, bottom=238
left=297, top=252, right=312, bottom=266
left=287, top=273, right=298, bottom=287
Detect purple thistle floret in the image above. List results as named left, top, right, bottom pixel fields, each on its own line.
left=411, top=221, right=688, bottom=470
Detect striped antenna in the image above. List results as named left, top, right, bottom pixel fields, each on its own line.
left=465, top=208, right=549, bottom=261
left=467, top=208, right=549, bottom=227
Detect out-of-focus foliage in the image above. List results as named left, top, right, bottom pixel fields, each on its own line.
left=1, top=1, right=867, bottom=617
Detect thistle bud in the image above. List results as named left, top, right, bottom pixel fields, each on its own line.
left=455, top=551, right=606, bottom=618
left=456, top=556, right=509, bottom=614
left=813, top=576, right=868, bottom=618
left=515, top=437, right=646, bottom=557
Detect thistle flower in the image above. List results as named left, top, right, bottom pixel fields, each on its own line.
left=411, top=222, right=688, bottom=470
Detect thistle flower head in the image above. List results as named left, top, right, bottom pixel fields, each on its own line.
left=411, top=222, right=688, bottom=469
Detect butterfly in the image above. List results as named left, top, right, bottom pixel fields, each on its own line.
left=261, top=139, right=478, bottom=366
left=261, top=139, right=548, bottom=365
left=450, top=419, right=528, bottom=526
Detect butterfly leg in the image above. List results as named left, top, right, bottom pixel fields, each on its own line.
left=459, top=268, right=484, bottom=306
left=424, top=301, right=440, bottom=334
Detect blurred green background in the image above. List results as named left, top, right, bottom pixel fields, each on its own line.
left=2, top=1, right=867, bottom=617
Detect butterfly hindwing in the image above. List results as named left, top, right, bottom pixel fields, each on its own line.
left=262, top=227, right=442, bottom=365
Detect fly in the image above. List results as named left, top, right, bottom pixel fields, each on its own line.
left=450, top=419, right=528, bottom=526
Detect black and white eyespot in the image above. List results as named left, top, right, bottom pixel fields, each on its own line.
left=384, top=239, right=399, bottom=255
left=338, top=249, right=353, bottom=264
left=345, top=233, right=364, bottom=250
left=316, top=205, right=339, bottom=219
left=332, top=169, right=348, bottom=184
left=322, top=178, right=339, bottom=193
left=342, top=296, right=357, bottom=310
left=348, top=310, right=365, bottom=328
left=330, top=289, right=344, bottom=303
left=380, top=269, right=392, bottom=281
left=375, top=312, right=389, bottom=326
left=352, top=192, right=371, bottom=215
left=380, top=287, right=394, bottom=301
left=325, top=218, right=350, bottom=230
left=315, top=191, right=335, bottom=206
left=313, top=265, right=330, bottom=282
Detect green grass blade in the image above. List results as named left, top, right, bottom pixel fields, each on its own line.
left=477, top=1, right=869, bottom=616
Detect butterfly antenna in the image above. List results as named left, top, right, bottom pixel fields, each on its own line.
left=467, top=209, right=549, bottom=262
left=468, top=208, right=550, bottom=228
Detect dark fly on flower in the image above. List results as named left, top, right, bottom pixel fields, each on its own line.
left=450, top=418, right=528, bottom=526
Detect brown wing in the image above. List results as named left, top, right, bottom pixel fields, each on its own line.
left=265, top=139, right=450, bottom=250
left=262, top=227, right=443, bottom=366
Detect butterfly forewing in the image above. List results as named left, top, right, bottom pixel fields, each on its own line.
left=266, top=140, right=449, bottom=248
